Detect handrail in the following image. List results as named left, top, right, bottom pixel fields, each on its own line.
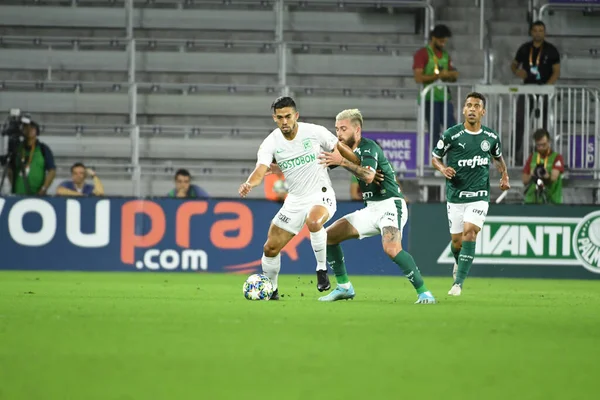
left=539, top=2, right=600, bottom=23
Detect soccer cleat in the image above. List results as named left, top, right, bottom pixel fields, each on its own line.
left=415, top=291, right=437, bottom=304
left=448, top=283, right=462, bottom=296
left=316, top=270, right=331, bottom=292
left=270, top=289, right=280, bottom=300
left=318, top=284, right=355, bottom=301
left=452, top=263, right=458, bottom=281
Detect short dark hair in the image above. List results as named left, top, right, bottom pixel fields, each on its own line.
left=530, top=20, right=545, bottom=31
left=71, top=162, right=85, bottom=173
left=271, top=96, right=297, bottom=112
left=464, top=92, right=486, bottom=109
left=533, top=128, right=550, bottom=141
left=431, top=24, right=452, bottom=39
left=175, top=168, right=191, bottom=180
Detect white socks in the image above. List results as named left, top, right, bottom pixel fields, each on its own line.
left=261, top=253, right=281, bottom=290
left=310, top=228, right=327, bottom=272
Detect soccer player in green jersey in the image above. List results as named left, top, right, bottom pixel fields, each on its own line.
left=318, top=109, right=436, bottom=304
left=432, top=92, right=510, bottom=296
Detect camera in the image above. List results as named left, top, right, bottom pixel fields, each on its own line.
left=533, top=164, right=547, bottom=180
left=1, top=108, right=28, bottom=138
left=0, top=109, right=36, bottom=167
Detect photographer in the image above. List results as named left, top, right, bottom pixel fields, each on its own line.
left=521, top=128, right=564, bottom=204
left=8, top=119, right=56, bottom=196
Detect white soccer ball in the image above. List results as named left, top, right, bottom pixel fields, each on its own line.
left=273, top=179, right=289, bottom=195
left=243, top=274, right=274, bottom=301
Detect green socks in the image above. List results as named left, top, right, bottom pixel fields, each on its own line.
left=456, top=241, right=476, bottom=285
left=392, top=250, right=427, bottom=294
left=451, top=244, right=460, bottom=264
left=326, top=244, right=349, bottom=284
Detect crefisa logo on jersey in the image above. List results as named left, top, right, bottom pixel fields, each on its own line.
left=480, top=140, right=491, bottom=152
left=573, top=210, right=600, bottom=274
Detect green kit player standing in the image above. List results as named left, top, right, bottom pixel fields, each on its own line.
left=432, top=92, right=510, bottom=296
left=318, top=109, right=436, bottom=304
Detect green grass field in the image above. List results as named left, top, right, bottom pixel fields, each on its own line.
left=0, top=271, right=599, bottom=400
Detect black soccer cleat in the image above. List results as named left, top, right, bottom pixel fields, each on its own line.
left=270, top=289, right=280, bottom=300
left=317, top=270, right=331, bottom=292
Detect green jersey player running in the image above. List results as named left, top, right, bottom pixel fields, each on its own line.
left=318, top=109, right=436, bottom=304
left=432, top=92, right=510, bottom=296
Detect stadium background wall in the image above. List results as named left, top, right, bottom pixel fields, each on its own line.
left=0, top=197, right=599, bottom=279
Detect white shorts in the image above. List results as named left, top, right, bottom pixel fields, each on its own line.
left=344, top=197, right=408, bottom=240
left=447, top=201, right=489, bottom=234
left=271, top=189, right=337, bottom=235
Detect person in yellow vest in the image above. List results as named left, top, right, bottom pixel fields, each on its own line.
left=521, top=129, right=564, bottom=204
left=413, top=24, right=459, bottom=143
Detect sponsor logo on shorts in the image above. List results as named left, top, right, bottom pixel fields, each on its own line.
left=457, top=155, right=489, bottom=168
left=277, top=213, right=291, bottom=224
left=471, top=208, right=486, bottom=216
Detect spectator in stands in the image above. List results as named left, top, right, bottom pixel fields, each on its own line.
left=350, top=175, right=362, bottom=201
left=8, top=118, right=56, bottom=196
left=56, top=162, right=104, bottom=196
left=511, top=21, right=561, bottom=161
left=264, top=163, right=287, bottom=203
left=522, top=128, right=564, bottom=204
left=413, top=24, right=459, bottom=143
left=167, top=169, right=209, bottom=198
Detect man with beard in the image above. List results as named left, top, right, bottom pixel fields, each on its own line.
left=413, top=24, right=459, bottom=143
left=317, top=109, right=437, bottom=304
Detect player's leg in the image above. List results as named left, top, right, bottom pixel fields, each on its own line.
left=305, top=193, right=336, bottom=292
left=306, top=205, right=330, bottom=291
left=379, top=199, right=435, bottom=304
left=265, top=206, right=305, bottom=299
left=318, top=208, right=376, bottom=302
left=262, top=223, right=295, bottom=300
left=447, top=202, right=466, bottom=291
left=453, top=201, right=489, bottom=292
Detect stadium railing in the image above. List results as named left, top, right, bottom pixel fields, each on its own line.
left=416, top=82, right=600, bottom=178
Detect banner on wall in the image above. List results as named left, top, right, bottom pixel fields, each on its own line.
left=409, top=204, right=600, bottom=279
left=0, top=197, right=408, bottom=275
left=363, top=132, right=430, bottom=178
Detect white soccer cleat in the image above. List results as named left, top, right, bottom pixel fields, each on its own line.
left=448, top=283, right=462, bottom=296
left=452, top=263, right=458, bottom=281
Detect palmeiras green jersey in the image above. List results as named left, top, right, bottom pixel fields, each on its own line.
left=432, top=123, right=502, bottom=203
left=354, top=137, right=404, bottom=203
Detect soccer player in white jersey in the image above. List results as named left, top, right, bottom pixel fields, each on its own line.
left=238, top=96, right=355, bottom=299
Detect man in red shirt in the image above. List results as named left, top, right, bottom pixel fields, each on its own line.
left=413, top=25, right=459, bottom=143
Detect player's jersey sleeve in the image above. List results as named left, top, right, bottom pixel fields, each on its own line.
left=317, top=126, right=338, bottom=152
left=491, top=134, right=502, bottom=159
left=432, top=130, right=452, bottom=159
left=256, top=135, right=275, bottom=167
left=360, top=142, right=379, bottom=172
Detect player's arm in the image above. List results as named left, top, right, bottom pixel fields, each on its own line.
left=318, top=148, right=376, bottom=183
left=239, top=164, right=269, bottom=197
left=431, top=134, right=455, bottom=179
left=337, top=141, right=360, bottom=165
left=340, top=158, right=376, bottom=184
left=239, top=138, right=273, bottom=197
left=491, top=138, right=510, bottom=190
